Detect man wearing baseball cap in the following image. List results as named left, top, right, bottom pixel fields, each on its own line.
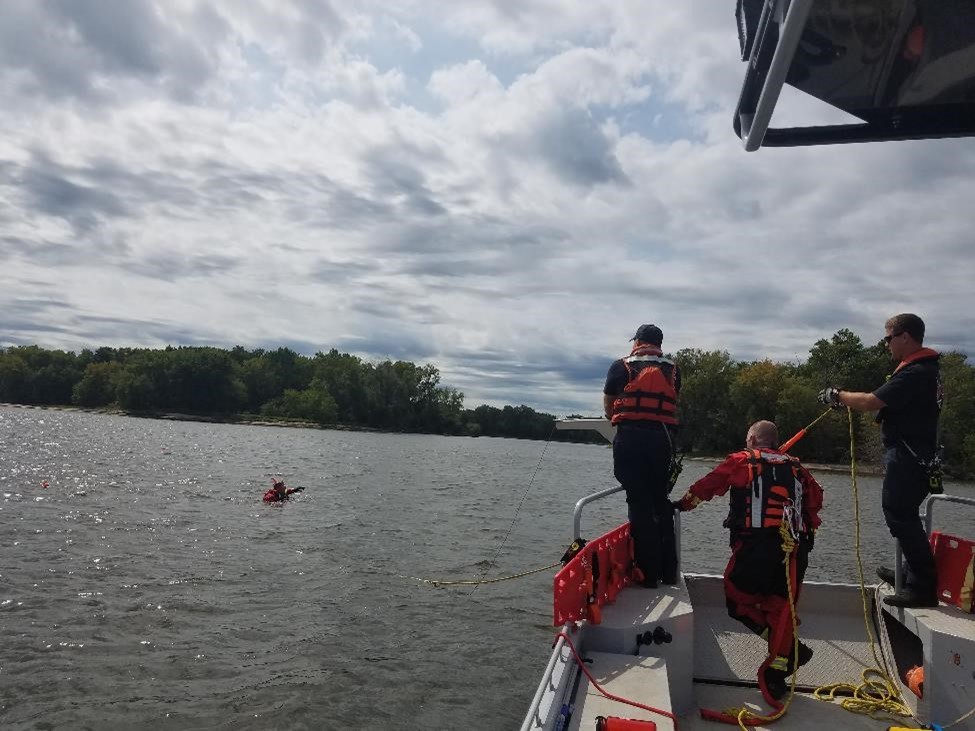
left=603, top=324, right=681, bottom=586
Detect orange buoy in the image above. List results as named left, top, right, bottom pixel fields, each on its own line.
left=905, top=665, right=923, bottom=698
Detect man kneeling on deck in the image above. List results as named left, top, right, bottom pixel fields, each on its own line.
left=673, top=420, right=823, bottom=703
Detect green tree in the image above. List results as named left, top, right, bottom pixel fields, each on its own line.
left=728, top=360, right=794, bottom=433
left=72, top=362, right=123, bottom=407
left=0, top=350, right=29, bottom=403
left=675, top=349, right=740, bottom=452
left=939, top=351, right=975, bottom=476
left=262, top=384, right=337, bottom=424
left=311, top=349, right=372, bottom=423
left=802, top=328, right=889, bottom=392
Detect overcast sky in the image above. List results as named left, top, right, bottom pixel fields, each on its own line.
left=1, top=1, right=972, bottom=415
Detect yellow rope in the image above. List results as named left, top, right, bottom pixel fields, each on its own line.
left=812, top=407, right=915, bottom=723
left=722, top=521, right=801, bottom=730
left=402, top=561, right=561, bottom=586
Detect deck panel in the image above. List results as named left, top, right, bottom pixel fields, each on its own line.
left=688, top=576, right=878, bottom=688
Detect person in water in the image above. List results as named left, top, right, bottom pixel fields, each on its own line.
left=818, top=313, right=941, bottom=608
left=603, top=323, right=680, bottom=587
left=673, top=420, right=822, bottom=704
left=263, top=479, right=303, bottom=503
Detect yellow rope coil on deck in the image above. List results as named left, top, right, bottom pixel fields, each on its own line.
left=402, top=561, right=560, bottom=586
left=812, top=407, right=915, bottom=724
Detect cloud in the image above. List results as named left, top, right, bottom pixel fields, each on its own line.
left=1, top=1, right=973, bottom=416
left=0, top=0, right=220, bottom=103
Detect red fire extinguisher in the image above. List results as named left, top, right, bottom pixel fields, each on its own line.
left=595, top=717, right=657, bottom=731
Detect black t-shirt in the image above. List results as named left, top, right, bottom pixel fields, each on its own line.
left=873, top=355, right=940, bottom=455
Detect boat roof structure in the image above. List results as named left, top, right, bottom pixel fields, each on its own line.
left=734, top=0, right=975, bottom=150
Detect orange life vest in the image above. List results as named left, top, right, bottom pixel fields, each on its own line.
left=726, top=449, right=804, bottom=533
left=610, top=353, right=679, bottom=426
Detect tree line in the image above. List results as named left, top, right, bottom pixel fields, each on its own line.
left=0, top=344, right=594, bottom=443
left=1, top=330, right=973, bottom=476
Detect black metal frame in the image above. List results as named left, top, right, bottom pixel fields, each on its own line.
left=734, top=0, right=975, bottom=150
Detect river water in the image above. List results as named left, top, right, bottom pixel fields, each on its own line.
left=1, top=405, right=973, bottom=730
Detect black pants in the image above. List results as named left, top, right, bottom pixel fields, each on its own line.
left=882, top=446, right=937, bottom=598
left=613, top=423, right=677, bottom=583
left=725, top=530, right=810, bottom=658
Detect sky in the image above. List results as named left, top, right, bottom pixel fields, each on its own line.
left=1, top=1, right=973, bottom=416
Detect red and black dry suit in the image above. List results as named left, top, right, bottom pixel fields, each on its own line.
left=263, top=485, right=301, bottom=503
left=604, top=344, right=680, bottom=585
left=675, top=448, right=823, bottom=662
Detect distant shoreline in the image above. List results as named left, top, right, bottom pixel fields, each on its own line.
left=0, top=401, right=376, bottom=433
left=2, top=401, right=882, bottom=475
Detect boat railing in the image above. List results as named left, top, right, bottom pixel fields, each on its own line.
left=570, top=485, right=684, bottom=579
left=892, top=493, right=975, bottom=593
left=556, top=417, right=685, bottom=580
left=571, top=484, right=623, bottom=540
left=519, top=622, right=572, bottom=731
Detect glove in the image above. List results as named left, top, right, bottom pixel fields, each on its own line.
left=817, top=386, right=842, bottom=408
left=670, top=500, right=685, bottom=512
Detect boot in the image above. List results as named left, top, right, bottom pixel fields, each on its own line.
left=787, top=641, right=813, bottom=673
left=876, top=566, right=895, bottom=585
left=883, top=591, right=938, bottom=608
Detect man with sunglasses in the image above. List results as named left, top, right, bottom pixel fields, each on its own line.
left=817, top=313, right=941, bottom=608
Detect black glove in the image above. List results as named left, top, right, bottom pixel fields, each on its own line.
left=817, top=386, right=842, bottom=408
left=670, top=500, right=685, bottom=512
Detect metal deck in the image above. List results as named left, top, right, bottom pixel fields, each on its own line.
left=688, top=575, right=878, bottom=689
left=565, top=578, right=902, bottom=731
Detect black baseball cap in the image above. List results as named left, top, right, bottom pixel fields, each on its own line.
left=630, top=324, right=663, bottom=345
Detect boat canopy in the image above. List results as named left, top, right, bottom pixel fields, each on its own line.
left=734, top=0, right=975, bottom=150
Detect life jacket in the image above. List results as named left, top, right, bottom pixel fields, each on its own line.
left=726, top=449, right=804, bottom=534
left=610, top=348, right=679, bottom=426
left=263, top=488, right=287, bottom=503
left=893, top=347, right=940, bottom=374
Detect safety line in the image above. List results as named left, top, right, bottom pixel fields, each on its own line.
left=402, top=561, right=560, bottom=587
left=468, top=425, right=557, bottom=596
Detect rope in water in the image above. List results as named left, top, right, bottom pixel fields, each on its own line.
left=404, top=427, right=562, bottom=589
left=402, top=561, right=561, bottom=587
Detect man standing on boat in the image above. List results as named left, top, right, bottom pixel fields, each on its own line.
left=603, top=323, right=680, bottom=587
left=818, top=313, right=941, bottom=608
left=673, top=420, right=822, bottom=703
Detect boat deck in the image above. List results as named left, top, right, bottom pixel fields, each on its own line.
left=565, top=576, right=903, bottom=731
left=569, top=671, right=893, bottom=730
left=688, top=575, right=877, bottom=689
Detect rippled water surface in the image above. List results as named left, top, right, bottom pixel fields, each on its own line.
left=2, top=406, right=973, bottom=730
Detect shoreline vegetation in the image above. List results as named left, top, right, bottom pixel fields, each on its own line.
left=2, top=331, right=973, bottom=477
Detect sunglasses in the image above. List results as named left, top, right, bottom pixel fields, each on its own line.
left=883, top=331, right=903, bottom=344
